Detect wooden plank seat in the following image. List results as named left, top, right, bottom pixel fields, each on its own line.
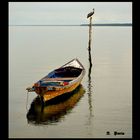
left=42, top=77, right=76, bottom=82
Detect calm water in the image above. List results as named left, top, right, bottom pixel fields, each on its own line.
left=9, top=26, right=132, bottom=138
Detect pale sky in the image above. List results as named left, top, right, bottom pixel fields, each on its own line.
left=9, top=2, right=132, bottom=25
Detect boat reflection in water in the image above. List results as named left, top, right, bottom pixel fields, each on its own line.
left=27, top=85, right=85, bottom=125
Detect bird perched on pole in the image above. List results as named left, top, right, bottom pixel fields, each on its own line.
left=87, top=9, right=95, bottom=18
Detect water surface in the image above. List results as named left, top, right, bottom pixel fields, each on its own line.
left=9, top=26, right=132, bottom=138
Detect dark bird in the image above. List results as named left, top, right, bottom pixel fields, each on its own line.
left=87, top=9, right=94, bottom=18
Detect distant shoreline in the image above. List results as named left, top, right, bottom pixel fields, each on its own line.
left=81, top=23, right=132, bottom=26
left=9, top=23, right=132, bottom=26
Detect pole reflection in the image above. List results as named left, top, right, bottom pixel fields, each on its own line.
left=87, top=48, right=93, bottom=118
left=87, top=41, right=94, bottom=124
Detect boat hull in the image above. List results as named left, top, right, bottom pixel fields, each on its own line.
left=26, top=58, right=85, bottom=102
left=42, top=80, right=82, bottom=102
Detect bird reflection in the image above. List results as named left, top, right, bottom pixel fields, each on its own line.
left=26, top=85, right=85, bottom=125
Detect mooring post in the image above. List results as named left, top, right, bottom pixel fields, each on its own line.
left=88, top=16, right=92, bottom=51
left=87, top=8, right=94, bottom=51
left=87, top=8, right=94, bottom=69
left=88, top=15, right=93, bottom=67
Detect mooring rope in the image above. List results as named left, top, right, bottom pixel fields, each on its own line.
left=26, top=91, right=29, bottom=111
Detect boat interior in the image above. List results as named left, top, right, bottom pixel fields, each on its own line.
left=39, top=66, right=82, bottom=86
left=54, top=66, right=82, bottom=78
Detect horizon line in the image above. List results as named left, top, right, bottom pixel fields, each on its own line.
left=9, top=23, right=132, bottom=26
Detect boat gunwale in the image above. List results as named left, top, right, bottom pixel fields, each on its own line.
left=38, top=58, right=85, bottom=84
left=40, top=68, right=85, bottom=89
left=26, top=58, right=85, bottom=93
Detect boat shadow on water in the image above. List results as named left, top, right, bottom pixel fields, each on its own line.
left=26, top=85, right=85, bottom=125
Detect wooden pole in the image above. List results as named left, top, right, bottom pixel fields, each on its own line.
left=88, top=16, right=92, bottom=51
left=88, top=16, right=92, bottom=67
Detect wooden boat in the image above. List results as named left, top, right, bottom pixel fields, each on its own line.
left=26, top=58, right=85, bottom=102
left=27, top=85, right=85, bottom=124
